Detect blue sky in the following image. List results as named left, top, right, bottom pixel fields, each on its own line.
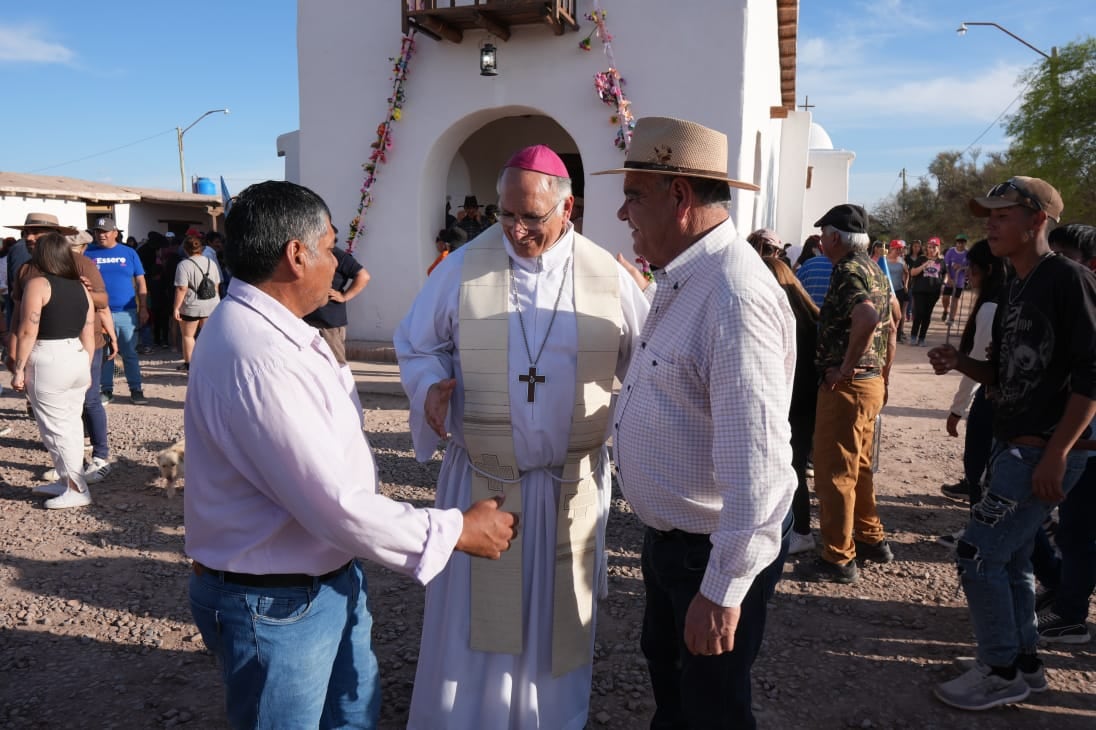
left=1, top=1, right=1091, bottom=207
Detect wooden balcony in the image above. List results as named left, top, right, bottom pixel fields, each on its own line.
left=402, top=1, right=579, bottom=43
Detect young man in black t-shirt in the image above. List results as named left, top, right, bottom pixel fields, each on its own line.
left=303, top=236, right=371, bottom=366
left=928, top=177, right=1096, bottom=711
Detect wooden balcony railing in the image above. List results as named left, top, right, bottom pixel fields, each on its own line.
left=402, top=1, right=579, bottom=43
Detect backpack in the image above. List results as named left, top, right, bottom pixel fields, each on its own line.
left=192, top=258, right=217, bottom=300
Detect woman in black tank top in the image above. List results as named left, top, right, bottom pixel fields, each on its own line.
left=10, top=232, right=96, bottom=509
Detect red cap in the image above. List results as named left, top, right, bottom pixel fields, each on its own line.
left=504, top=145, right=569, bottom=178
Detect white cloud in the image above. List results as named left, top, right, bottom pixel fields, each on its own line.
left=0, top=23, right=74, bottom=63
left=799, top=48, right=1029, bottom=127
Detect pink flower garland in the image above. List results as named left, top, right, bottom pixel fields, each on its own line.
left=578, top=6, right=634, bottom=151
left=346, top=31, right=417, bottom=253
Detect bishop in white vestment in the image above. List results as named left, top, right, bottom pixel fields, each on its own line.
left=395, top=146, right=648, bottom=729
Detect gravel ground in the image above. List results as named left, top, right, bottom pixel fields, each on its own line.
left=0, top=334, right=1093, bottom=729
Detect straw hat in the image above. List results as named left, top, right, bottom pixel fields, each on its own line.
left=7, top=212, right=77, bottom=235
left=593, top=116, right=760, bottom=192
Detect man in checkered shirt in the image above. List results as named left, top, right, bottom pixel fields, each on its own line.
left=600, top=117, right=797, bottom=730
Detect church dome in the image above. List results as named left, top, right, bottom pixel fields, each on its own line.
left=809, top=123, right=834, bottom=151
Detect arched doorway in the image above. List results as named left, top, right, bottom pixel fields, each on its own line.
left=438, top=114, right=582, bottom=247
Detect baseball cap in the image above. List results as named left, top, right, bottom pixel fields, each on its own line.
left=90, top=216, right=118, bottom=231
left=969, top=176, right=1063, bottom=223
left=955, top=233, right=969, bottom=241
left=927, top=237, right=942, bottom=247
left=889, top=239, right=906, bottom=249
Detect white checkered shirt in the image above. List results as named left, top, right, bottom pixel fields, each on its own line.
left=614, top=218, right=798, bottom=608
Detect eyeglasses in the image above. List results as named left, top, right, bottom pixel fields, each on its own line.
left=499, top=200, right=563, bottom=232
left=986, top=179, right=1043, bottom=213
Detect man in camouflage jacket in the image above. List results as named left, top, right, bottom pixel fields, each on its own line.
left=798, top=204, right=899, bottom=584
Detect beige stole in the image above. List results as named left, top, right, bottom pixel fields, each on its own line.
left=459, top=227, right=621, bottom=676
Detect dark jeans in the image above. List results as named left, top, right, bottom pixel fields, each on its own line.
left=910, top=291, right=940, bottom=341
left=789, top=405, right=814, bottom=535
left=894, top=289, right=908, bottom=339
left=83, top=348, right=108, bottom=460
left=640, top=515, right=791, bottom=730
left=1031, top=456, right=1096, bottom=623
left=962, top=387, right=993, bottom=502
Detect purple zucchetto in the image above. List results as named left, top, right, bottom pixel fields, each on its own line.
left=504, top=145, right=570, bottom=178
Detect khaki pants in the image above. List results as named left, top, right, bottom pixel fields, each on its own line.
left=27, top=338, right=92, bottom=491
left=318, top=326, right=347, bottom=365
left=813, top=376, right=886, bottom=564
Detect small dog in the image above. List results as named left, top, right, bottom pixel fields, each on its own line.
left=156, top=439, right=186, bottom=497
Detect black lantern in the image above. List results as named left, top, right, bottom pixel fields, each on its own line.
left=480, top=42, right=498, bottom=76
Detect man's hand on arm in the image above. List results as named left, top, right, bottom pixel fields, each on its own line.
left=684, top=593, right=740, bottom=656
left=425, top=378, right=457, bottom=438
left=456, top=496, right=519, bottom=559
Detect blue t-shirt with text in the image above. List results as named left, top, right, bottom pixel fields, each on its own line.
left=86, top=243, right=145, bottom=311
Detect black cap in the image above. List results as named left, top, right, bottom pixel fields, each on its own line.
left=814, top=204, right=868, bottom=234
left=90, top=215, right=118, bottom=232
left=463, top=195, right=480, bottom=209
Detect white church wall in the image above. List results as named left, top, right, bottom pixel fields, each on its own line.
left=297, top=0, right=781, bottom=340
left=804, top=148, right=856, bottom=247
left=775, top=110, right=811, bottom=254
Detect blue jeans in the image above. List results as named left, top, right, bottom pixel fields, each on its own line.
left=640, top=514, right=791, bottom=729
left=101, top=309, right=142, bottom=394
left=83, top=348, right=108, bottom=460
left=189, top=560, right=380, bottom=729
left=958, top=443, right=1088, bottom=667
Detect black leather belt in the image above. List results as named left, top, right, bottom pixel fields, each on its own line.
left=191, top=560, right=352, bottom=588
left=649, top=527, right=711, bottom=544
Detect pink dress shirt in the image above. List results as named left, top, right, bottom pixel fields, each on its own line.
left=184, top=279, right=462, bottom=583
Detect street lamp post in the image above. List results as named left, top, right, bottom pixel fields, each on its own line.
left=956, top=21, right=1061, bottom=174
left=956, top=21, right=1057, bottom=60
left=177, top=109, right=230, bottom=192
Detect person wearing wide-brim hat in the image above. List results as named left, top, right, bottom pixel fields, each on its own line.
left=456, top=194, right=487, bottom=242
left=596, top=116, right=796, bottom=729
left=5, top=214, right=78, bottom=334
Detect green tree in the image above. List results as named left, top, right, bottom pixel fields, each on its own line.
left=1006, top=36, right=1096, bottom=224
left=869, top=151, right=1008, bottom=243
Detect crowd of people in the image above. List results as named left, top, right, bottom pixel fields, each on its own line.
left=169, top=116, right=1096, bottom=730
left=4, top=115, right=1094, bottom=728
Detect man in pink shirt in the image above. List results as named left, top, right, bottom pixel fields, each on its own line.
left=184, top=181, right=516, bottom=729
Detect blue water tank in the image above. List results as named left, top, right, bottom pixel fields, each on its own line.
left=194, top=177, right=217, bottom=196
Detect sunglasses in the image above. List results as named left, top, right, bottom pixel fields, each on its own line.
left=986, top=179, right=1043, bottom=213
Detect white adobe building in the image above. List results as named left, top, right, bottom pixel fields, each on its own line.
left=0, top=172, right=222, bottom=241
left=284, top=0, right=852, bottom=341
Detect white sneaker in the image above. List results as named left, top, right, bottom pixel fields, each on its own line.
left=83, top=457, right=112, bottom=484
left=32, top=480, right=67, bottom=497
left=955, top=656, right=1047, bottom=693
left=42, top=468, right=60, bottom=482
left=44, top=487, right=91, bottom=509
left=934, top=663, right=1030, bottom=710
left=788, top=532, right=815, bottom=555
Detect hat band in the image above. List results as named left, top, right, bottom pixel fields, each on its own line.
left=623, top=160, right=729, bottom=178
